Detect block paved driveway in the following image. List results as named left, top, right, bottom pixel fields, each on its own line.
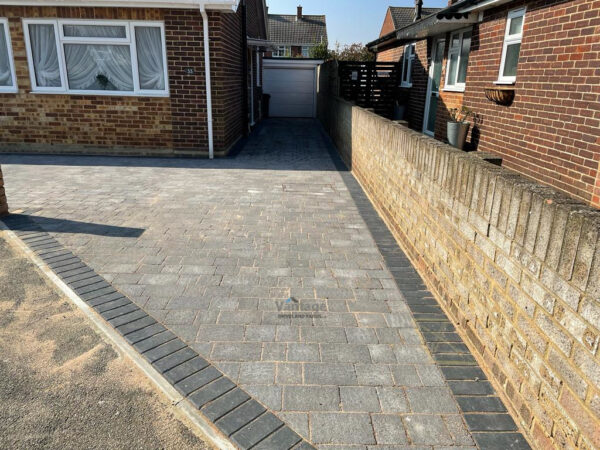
left=2, top=119, right=476, bottom=448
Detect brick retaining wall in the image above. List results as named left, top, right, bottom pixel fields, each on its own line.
left=0, top=165, right=7, bottom=216
left=318, top=93, right=600, bottom=449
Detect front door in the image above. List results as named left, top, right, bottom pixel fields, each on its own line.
left=423, top=38, right=445, bottom=136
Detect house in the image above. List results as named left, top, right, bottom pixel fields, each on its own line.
left=367, top=0, right=600, bottom=208
left=266, top=6, right=327, bottom=58
left=0, top=0, right=269, bottom=158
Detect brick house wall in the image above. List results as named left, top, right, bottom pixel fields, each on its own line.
left=0, top=4, right=262, bottom=156
left=374, top=0, right=600, bottom=208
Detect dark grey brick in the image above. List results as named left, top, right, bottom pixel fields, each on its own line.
left=47, top=257, right=82, bottom=269
left=124, top=323, right=166, bottom=344
left=440, top=366, right=487, bottom=380
left=108, top=309, right=148, bottom=327
left=188, top=377, right=236, bottom=409
left=81, top=286, right=118, bottom=301
left=116, top=316, right=156, bottom=336
left=133, top=330, right=176, bottom=353
left=163, top=356, right=210, bottom=384
left=54, top=262, right=87, bottom=274
left=433, top=353, right=478, bottom=366
left=427, top=342, right=470, bottom=353
left=68, top=276, right=106, bottom=290
left=87, top=292, right=125, bottom=307
left=472, top=432, right=531, bottom=449
left=465, top=413, right=517, bottom=432
left=448, top=380, right=495, bottom=396
left=217, top=400, right=266, bottom=436
left=100, top=303, right=138, bottom=320
left=252, top=426, right=302, bottom=450
left=422, top=332, right=464, bottom=342
left=95, top=297, right=133, bottom=314
left=457, top=396, right=507, bottom=413
left=152, top=347, right=197, bottom=373
left=61, top=270, right=98, bottom=283
left=175, top=366, right=222, bottom=396
left=143, top=339, right=187, bottom=363
left=74, top=280, right=112, bottom=295
left=230, top=413, right=283, bottom=449
left=202, top=388, right=250, bottom=421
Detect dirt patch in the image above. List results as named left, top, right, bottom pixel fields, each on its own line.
left=0, top=235, right=211, bottom=450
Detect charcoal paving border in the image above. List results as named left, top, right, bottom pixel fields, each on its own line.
left=1, top=213, right=313, bottom=450
left=319, top=127, right=532, bottom=450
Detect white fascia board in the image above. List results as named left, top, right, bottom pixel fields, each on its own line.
left=0, top=0, right=239, bottom=11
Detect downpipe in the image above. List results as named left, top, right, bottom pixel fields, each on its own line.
left=200, top=4, right=214, bottom=159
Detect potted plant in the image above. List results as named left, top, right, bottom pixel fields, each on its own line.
left=447, top=106, right=474, bottom=150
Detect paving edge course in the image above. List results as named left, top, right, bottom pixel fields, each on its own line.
left=0, top=214, right=314, bottom=450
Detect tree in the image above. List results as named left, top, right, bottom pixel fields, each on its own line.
left=309, top=42, right=332, bottom=60
left=331, top=42, right=375, bottom=62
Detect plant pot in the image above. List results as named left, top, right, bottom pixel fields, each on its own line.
left=393, top=103, right=406, bottom=120
left=447, top=121, right=470, bottom=150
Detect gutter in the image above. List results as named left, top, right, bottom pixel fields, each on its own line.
left=200, top=4, right=214, bottom=159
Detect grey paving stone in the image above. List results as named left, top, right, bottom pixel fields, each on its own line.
left=230, top=413, right=284, bottom=449
left=238, top=362, right=275, bottom=385
left=405, top=387, right=458, bottom=413
left=197, top=325, right=245, bottom=342
left=464, top=413, right=518, bottom=432
left=217, top=400, right=266, bottom=436
left=189, top=377, right=236, bottom=409
left=252, top=425, right=302, bottom=450
left=304, top=363, right=357, bottom=385
left=340, top=386, right=380, bottom=412
left=321, top=344, right=371, bottom=363
left=211, top=343, right=263, bottom=362
left=287, top=343, right=320, bottom=362
left=242, top=385, right=282, bottom=411
left=202, top=388, right=250, bottom=421
left=276, top=363, right=302, bottom=384
left=355, top=364, right=394, bottom=386
left=376, top=387, right=409, bottom=412
left=371, top=414, right=408, bottom=445
left=368, top=344, right=397, bottom=364
left=163, top=356, right=210, bottom=384
left=404, top=415, right=453, bottom=445
left=301, top=327, right=347, bottom=343
left=472, top=432, right=532, bottom=449
left=175, top=366, right=222, bottom=396
left=310, top=413, right=375, bottom=445
left=284, top=386, right=340, bottom=411
left=390, top=365, right=422, bottom=386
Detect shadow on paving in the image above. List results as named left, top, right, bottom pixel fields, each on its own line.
left=0, top=236, right=209, bottom=450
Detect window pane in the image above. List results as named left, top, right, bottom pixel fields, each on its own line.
left=503, top=42, right=521, bottom=77
left=450, top=34, right=460, bottom=49
left=28, top=24, right=62, bottom=87
left=447, top=52, right=458, bottom=85
left=63, top=24, right=127, bottom=38
left=426, top=94, right=438, bottom=132
left=457, top=32, right=471, bottom=83
left=135, top=27, right=165, bottom=90
left=64, top=44, right=133, bottom=91
left=509, top=15, right=523, bottom=35
left=0, top=24, right=12, bottom=86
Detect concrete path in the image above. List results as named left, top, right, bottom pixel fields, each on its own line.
left=2, top=119, right=478, bottom=448
left=0, top=234, right=211, bottom=449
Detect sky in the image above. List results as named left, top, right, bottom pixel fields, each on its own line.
left=266, top=0, right=449, bottom=46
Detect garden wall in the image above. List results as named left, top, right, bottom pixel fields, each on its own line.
left=318, top=92, right=600, bottom=449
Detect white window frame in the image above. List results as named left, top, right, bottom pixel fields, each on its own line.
left=274, top=45, right=291, bottom=58
left=400, top=43, right=415, bottom=87
left=0, top=18, right=17, bottom=93
left=497, top=7, right=526, bottom=84
left=301, top=46, right=310, bottom=58
left=444, top=28, right=471, bottom=92
left=22, top=18, right=169, bottom=97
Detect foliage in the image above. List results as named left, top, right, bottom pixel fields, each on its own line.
left=331, top=42, right=375, bottom=62
left=309, top=42, right=332, bottom=60
left=448, top=106, right=475, bottom=123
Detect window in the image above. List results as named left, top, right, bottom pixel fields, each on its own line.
left=274, top=46, right=291, bottom=58
left=401, top=43, right=415, bottom=87
left=445, top=29, right=471, bottom=91
left=498, top=7, right=526, bottom=83
left=0, top=18, right=17, bottom=92
left=23, top=19, right=169, bottom=96
left=301, top=46, right=310, bottom=58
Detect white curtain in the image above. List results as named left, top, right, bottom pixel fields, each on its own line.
left=28, top=24, right=62, bottom=87
left=135, top=26, right=165, bottom=90
left=0, top=24, right=12, bottom=86
left=64, top=24, right=133, bottom=91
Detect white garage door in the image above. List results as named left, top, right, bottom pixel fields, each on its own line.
left=263, top=62, right=318, bottom=118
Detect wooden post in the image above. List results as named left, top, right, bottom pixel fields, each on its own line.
left=0, top=165, right=8, bottom=216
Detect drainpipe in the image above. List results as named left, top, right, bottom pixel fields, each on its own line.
left=241, top=0, right=249, bottom=136
left=200, top=4, right=214, bottom=159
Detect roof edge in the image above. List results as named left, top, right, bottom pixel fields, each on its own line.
left=0, top=0, right=240, bottom=10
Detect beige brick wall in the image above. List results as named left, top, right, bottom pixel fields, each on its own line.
left=319, top=93, right=600, bottom=449
left=0, top=165, right=7, bottom=216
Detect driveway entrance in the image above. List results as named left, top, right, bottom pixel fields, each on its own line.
left=1, top=119, right=480, bottom=448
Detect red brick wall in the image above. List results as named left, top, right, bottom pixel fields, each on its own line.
left=0, top=6, right=249, bottom=156
left=460, top=0, right=600, bottom=207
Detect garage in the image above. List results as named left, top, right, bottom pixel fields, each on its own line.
left=263, top=59, right=323, bottom=118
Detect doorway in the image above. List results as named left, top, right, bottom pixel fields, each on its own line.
left=423, top=37, right=445, bottom=136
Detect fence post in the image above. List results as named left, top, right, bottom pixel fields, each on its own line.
left=0, top=165, right=8, bottom=216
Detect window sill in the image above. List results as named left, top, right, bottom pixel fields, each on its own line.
left=0, top=88, right=18, bottom=94
left=493, top=80, right=516, bottom=85
left=442, top=86, right=465, bottom=93
left=400, top=83, right=412, bottom=88
left=29, top=90, right=170, bottom=98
